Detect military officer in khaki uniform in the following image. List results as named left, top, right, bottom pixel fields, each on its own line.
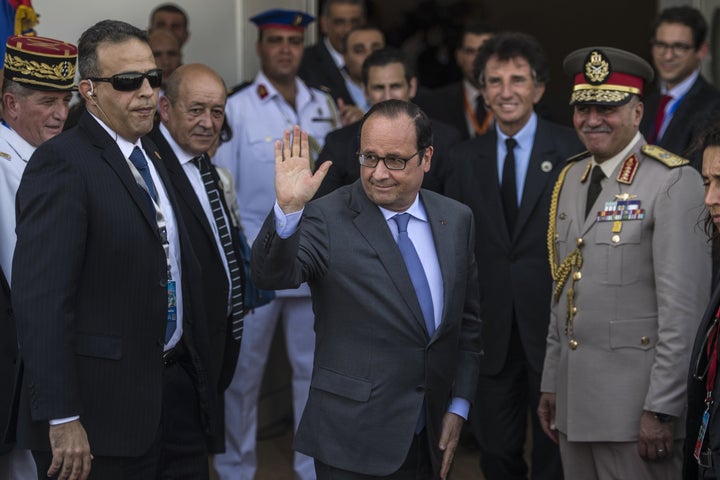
left=538, top=46, right=711, bottom=479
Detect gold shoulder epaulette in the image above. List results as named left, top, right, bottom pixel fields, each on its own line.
left=641, top=144, right=689, bottom=168
left=566, top=150, right=591, bottom=163
left=0, top=152, right=10, bottom=160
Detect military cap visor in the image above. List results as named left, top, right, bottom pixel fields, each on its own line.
left=250, top=9, right=314, bottom=31
left=563, top=46, right=654, bottom=106
left=4, top=35, right=77, bottom=91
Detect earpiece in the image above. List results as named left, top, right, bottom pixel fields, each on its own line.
left=87, top=80, right=95, bottom=99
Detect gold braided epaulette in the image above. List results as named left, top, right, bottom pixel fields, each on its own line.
left=566, top=150, right=591, bottom=163
left=641, top=144, right=689, bottom=168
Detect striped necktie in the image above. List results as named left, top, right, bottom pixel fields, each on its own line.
left=194, top=154, right=244, bottom=341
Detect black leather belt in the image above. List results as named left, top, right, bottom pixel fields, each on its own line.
left=162, top=347, right=178, bottom=368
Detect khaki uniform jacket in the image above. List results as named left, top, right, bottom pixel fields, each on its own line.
left=540, top=136, right=710, bottom=442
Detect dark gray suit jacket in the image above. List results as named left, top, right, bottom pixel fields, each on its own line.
left=299, top=40, right=353, bottom=106
left=445, top=119, right=583, bottom=375
left=252, top=181, right=482, bottom=476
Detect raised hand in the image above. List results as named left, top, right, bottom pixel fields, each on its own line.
left=274, top=125, right=332, bottom=214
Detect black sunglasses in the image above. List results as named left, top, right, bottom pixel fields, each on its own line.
left=88, top=69, right=163, bottom=92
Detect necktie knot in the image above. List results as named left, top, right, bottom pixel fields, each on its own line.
left=590, top=164, right=605, bottom=184
left=506, top=137, right=517, bottom=150
left=393, top=213, right=411, bottom=233
left=192, top=154, right=206, bottom=171
left=129, top=146, right=148, bottom=171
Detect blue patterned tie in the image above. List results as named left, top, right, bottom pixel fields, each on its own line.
left=393, top=213, right=435, bottom=336
left=129, top=146, right=157, bottom=202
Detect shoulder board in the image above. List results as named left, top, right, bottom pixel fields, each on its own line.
left=566, top=150, right=591, bottom=163
left=227, top=81, right=252, bottom=97
left=0, top=152, right=10, bottom=160
left=641, top=144, right=689, bottom=168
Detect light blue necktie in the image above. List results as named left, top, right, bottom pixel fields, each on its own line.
left=393, top=213, right=435, bottom=336
left=393, top=213, right=435, bottom=434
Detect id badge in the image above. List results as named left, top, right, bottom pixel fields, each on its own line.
left=167, top=280, right=177, bottom=328
left=694, top=407, right=710, bottom=460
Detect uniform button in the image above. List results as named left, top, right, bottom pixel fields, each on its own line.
left=569, top=339, right=579, bottom=350
left=559, top=213, right=566, bottom=220
left=157, top=337, right=165, bottom=346
left=415, top=385, right=425, bottom=392
left=159, top=278, right=167, bottom=287
left=576, top=237, right=584, bottom=247
left=572, top=271, right=582, bottom=281
left=572, top=306, right=578, bottom=314
left=640, top=336, right=650, bottom=346
left=612, top=234, right=620, bottom=243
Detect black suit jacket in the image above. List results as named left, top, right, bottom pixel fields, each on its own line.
left=299, top=40, right=353, bottom=106
left=414, top=82, right=471, bottom=140
left=685, top=279, right=720, bottom=480
left=0, top=266, right=14, bottom=455
left=445, top=118, right=583, bottom=375
left=10, top=111, right=218, bottom=456
left=148, top=127, right=241, bottom=390
left=640, top=75, right=720, bottom=170
left=314, top=118, right=462, bottom=198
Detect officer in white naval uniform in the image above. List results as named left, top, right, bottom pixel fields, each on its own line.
left=0, top=34, right=76, bottom=480
left=212, top=9, right=338, bottom=480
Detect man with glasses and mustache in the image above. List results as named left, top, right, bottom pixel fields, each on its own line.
left=10, top=20, right=220, bottom=480
left=640, top=6, right=720, bottom=170
left=538, top=46, right=709, bottom=479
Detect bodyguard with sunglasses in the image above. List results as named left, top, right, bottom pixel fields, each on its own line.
left=11, top=20, right=219, bottom=480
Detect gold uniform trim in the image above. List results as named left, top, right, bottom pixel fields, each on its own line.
left=573, top=83, right=642, bottom=95
left=571, top=89, right=630, bottom=104
left=548, top=162, right=583, bottom=338
left=4, top=54, right=76, bottom=82
left=641, top=144, right=689, bottom=168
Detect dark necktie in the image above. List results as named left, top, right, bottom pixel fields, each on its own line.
left=393, top=213, right=434, bottom=433
left=501, top=138, right=518, bottom=235
left=585, top=165, right=605, bottom=219
left=651, top=94, right=672, bottom=143
left=128, top=146, right=157, bottom=202
left=194, top=154, right=244, bottom=341
left=474, top=96, right=487, bottom=132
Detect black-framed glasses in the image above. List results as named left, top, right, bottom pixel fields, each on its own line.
left=88, top=69, right=163, bottom=91
left=358, top=150, right=423, bottom=170
left=650, top=39, right=694, bottom=55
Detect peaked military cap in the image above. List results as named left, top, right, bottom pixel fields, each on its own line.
left=564, top=46, right=654, bottom=106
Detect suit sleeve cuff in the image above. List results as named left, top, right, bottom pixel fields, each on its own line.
left=448, top=397, right=470, bottom=420
left=273, top=201, right=303, bottom=239
left=49, top=415, right=80, bottom=426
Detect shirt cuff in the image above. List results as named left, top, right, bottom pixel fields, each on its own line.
left=49, top=415, right=80, bottom=426
left=448, top=397, right=470, bottom=420
left=273, top=201, right=303, bottom=239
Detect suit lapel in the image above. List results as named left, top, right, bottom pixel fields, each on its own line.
left=152, top=130, right=217, bottom=248
left=473, top=131, right=511, bottom=245
left=421, top=191, right=456, bottom=342
left=515, top=120, right=556, bottom=238
left=79, top=113, right=160, bottom=237
left=349, top=183, right=429, bottom=338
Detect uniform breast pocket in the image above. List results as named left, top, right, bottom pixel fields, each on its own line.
left=595, top=220, right=643, bottom=285
left=246, top=125, right=280, bottom=164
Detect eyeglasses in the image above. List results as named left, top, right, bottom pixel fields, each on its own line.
left=358, top=150, right=423, bottom=170
left=88, top=69, right=163, bottom=91
left=650, top=39, right=694, bottom=55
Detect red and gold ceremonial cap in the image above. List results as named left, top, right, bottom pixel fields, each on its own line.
left=4, top=35, right=77, bottom=91
left=249, top=9, right=314, bottom=31
left=563, top=46, right=654, bottom=106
